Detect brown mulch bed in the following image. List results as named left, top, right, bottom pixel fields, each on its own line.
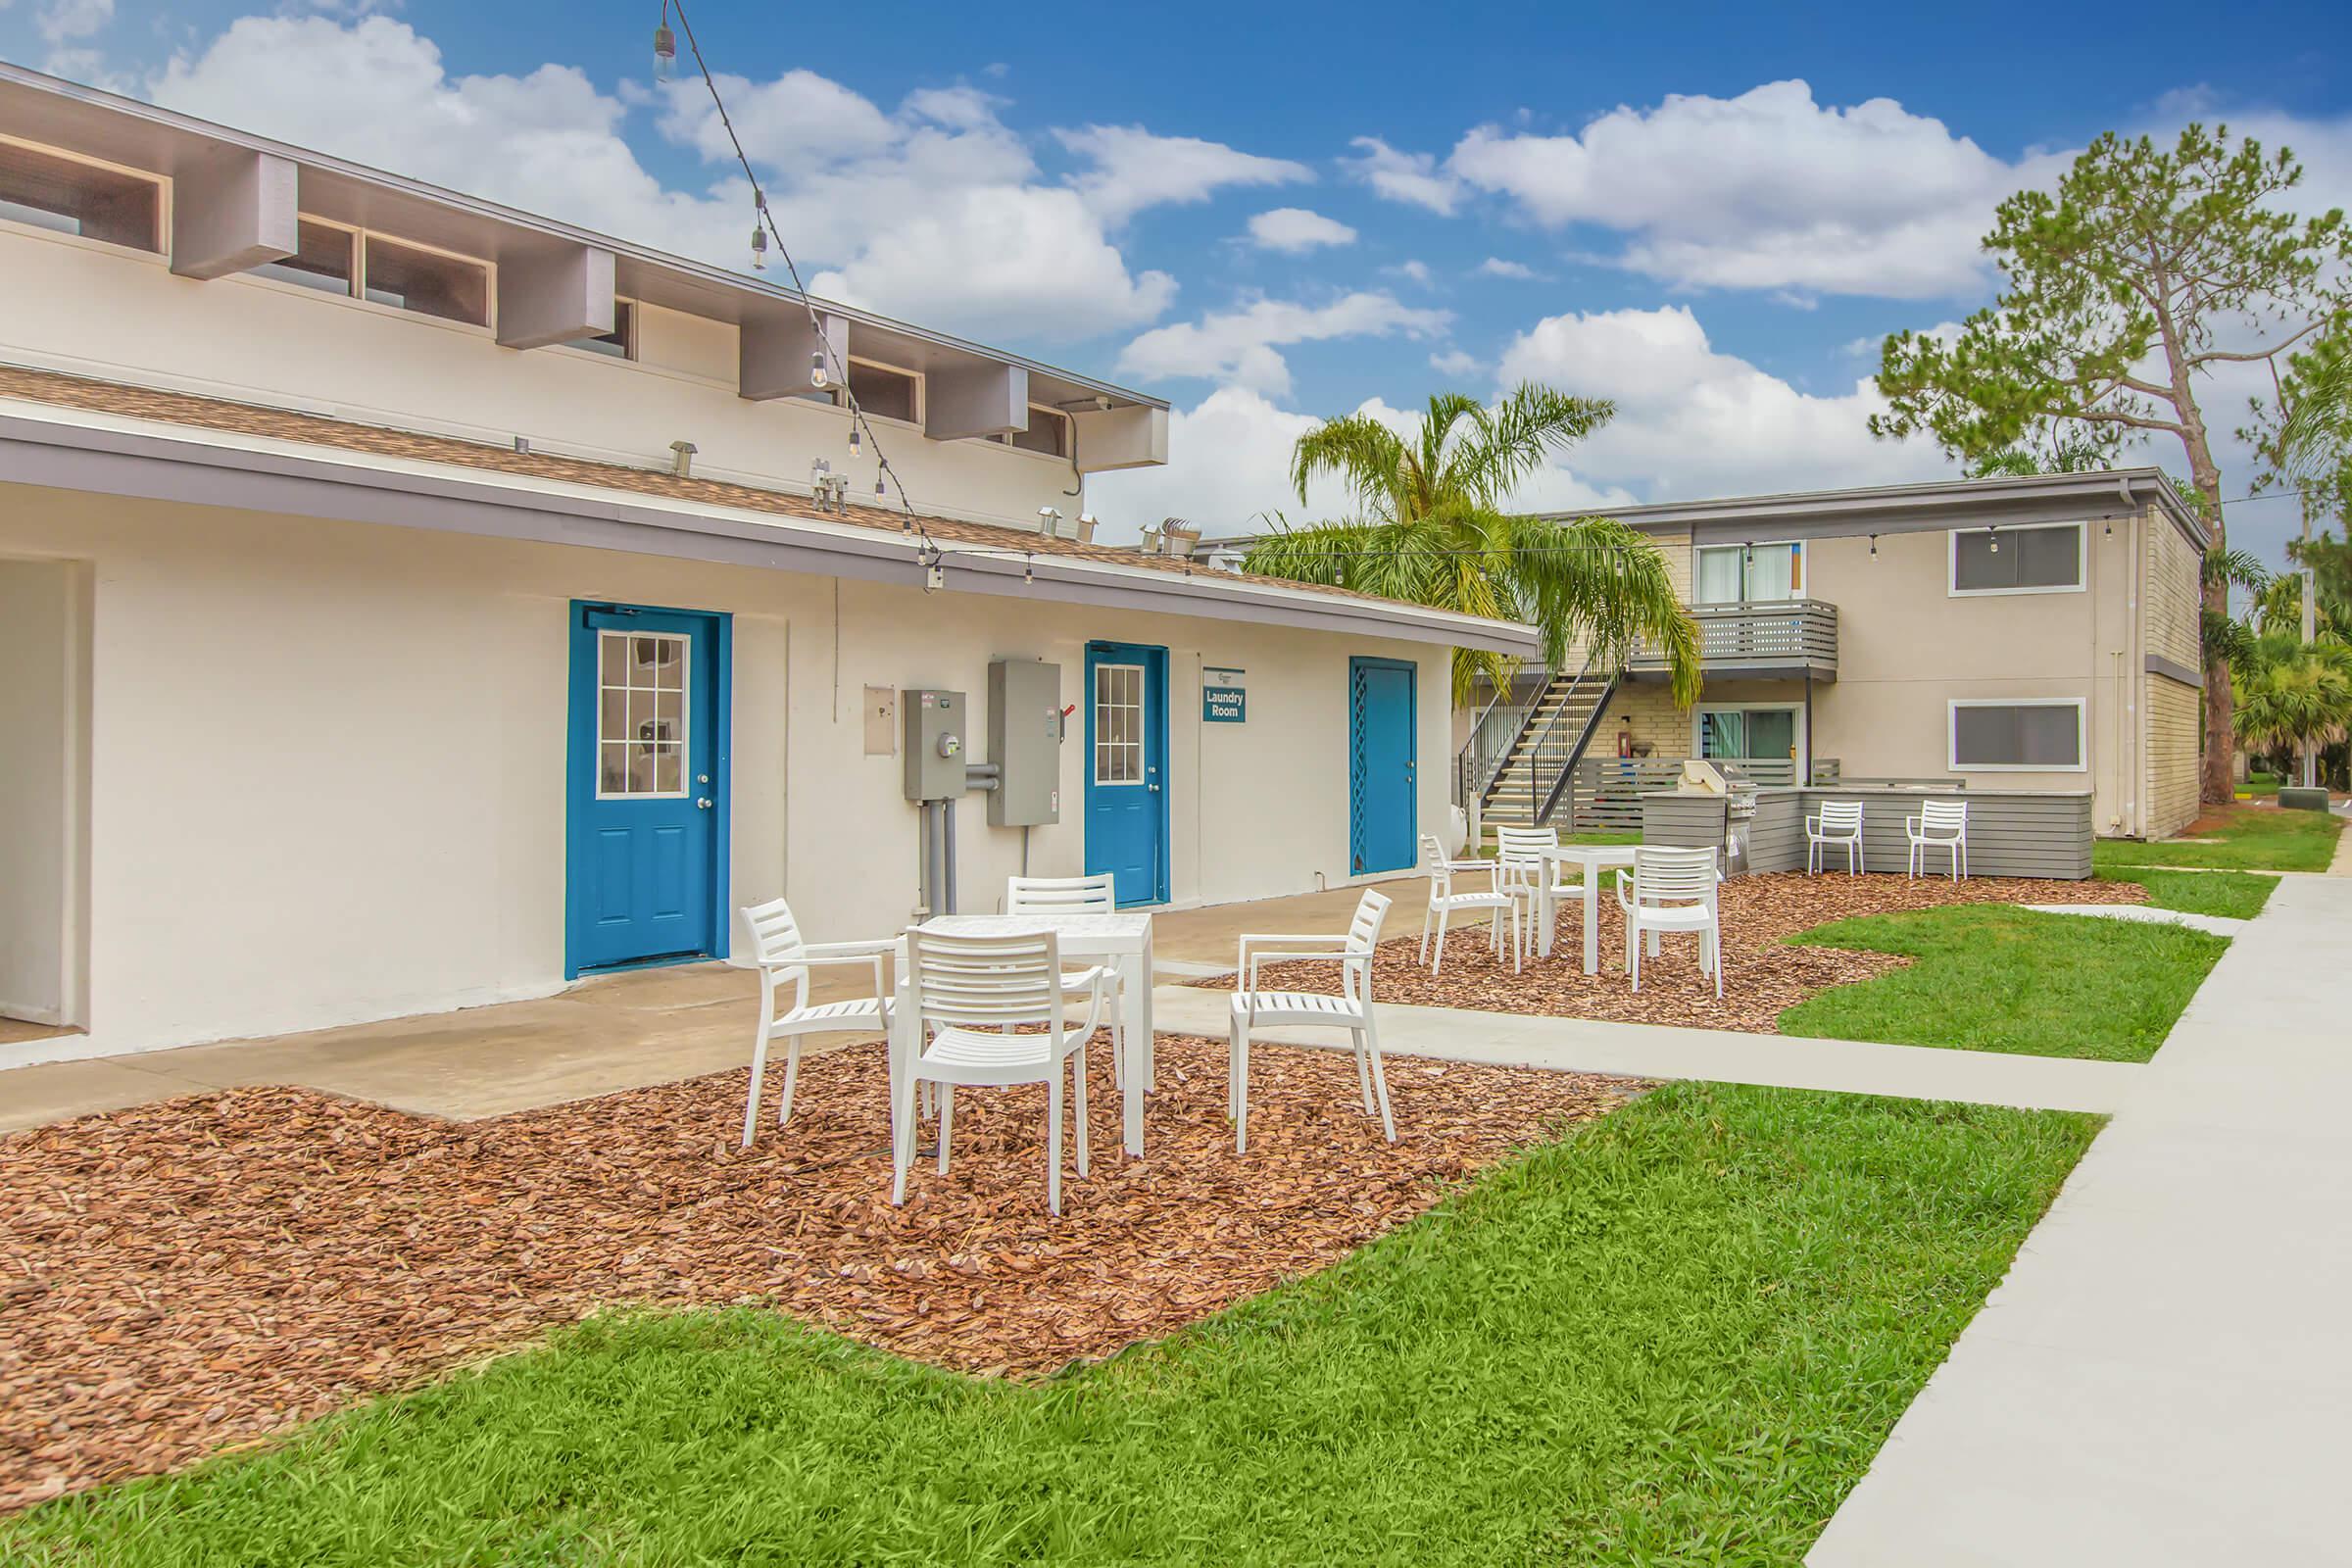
left=1217, top=871, right=2149, bottom=1035
left=0, top=1038, right=1638, bottom=1510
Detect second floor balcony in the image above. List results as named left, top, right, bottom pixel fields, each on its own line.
left=1629, top=598, right=1838, bottom=682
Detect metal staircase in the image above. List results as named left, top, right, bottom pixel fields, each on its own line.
left=1467, top=660, right=1616, bottom=828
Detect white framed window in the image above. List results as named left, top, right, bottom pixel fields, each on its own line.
left=596, top=630, right=690, bottom=798
left=1000, top=406, right=1071, bottom=459
left=1692, top=541, right=1802, bottom=604
left=251, top=218, right=358, bottom=297
left=362, top=232, right=489, bottom=326
left=846, top=359, right=921, bottom=424
left=0, top=135, right=162, bottom=253
left=1694, top=704, right=1801, bottom=762
left=1093, top=662, right=1145, bottom=785
left=1948, top=521, right=2085, bottom=596
left=564, top=299, right=637, bottom=360
left=1948, top=699, right=2085, bottom=772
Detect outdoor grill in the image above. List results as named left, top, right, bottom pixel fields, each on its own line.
left=1723, top=779, right=1758, bottom=875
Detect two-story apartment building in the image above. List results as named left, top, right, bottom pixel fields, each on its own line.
left=0, top=66, right=1529, bottom=1065
left=1468, top=471, right=2206, bottom=842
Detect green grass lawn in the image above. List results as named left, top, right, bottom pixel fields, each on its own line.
left=2093, top=867, right=2279, bottom=919
left=1782, top=905, right=2226, bottom=1061
left=2095, top=804, right=2342, bottom=872
left=4, top=1085, right=2095, bottom=1568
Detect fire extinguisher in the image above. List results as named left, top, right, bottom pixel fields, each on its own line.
left=1616, top=727, right=1633, bottom=760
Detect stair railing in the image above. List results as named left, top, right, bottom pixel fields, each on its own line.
left=1531, top=662, right=1619, bottom=826
left=1455, top=682, right=1536, bottom=807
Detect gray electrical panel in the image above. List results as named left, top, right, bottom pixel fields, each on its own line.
left=902, top=688, right=966, bottom=801
left=988, top=659, right=1062, bottom=826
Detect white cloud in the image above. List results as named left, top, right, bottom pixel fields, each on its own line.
left=1243, top=207, right=1357, bottom=253
left=146, top=15, right=1183, bottom=343
left=1494, top=303, right=1955, bottom=499
left=1054, top=123, right=1310, bottom=224
left=37, top=0, right=110, bottom=42
left=1429, top=348, right=1481, bottom=377
left=1387, top=259, right=1434, bottom=286
left=1476, top=257, right=1543, bottom=280
left=1344, top=135, right=1462, bottom=215
left=1449, top=80, right=2075, bottom=299
left=1117, top=292, right=1450, bottom=397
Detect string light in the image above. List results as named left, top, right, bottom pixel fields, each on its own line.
left=662, top=0, right=930, bottom=556
left=1023, top=552, right=1035, bottom=585
left=652, top=3, right=675, bottom=79
left=1986, top=526, right=1999, bottom=554
left=848, top=424, right=860, bottom=459
left=1869, top=533, right=1878, bottom=559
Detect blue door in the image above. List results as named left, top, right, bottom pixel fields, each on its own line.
left=1085, top=642, right=1168, bottom=906
left=566, top=604, right=731, bottom=976
left=1349, top=657, right=1417, bottom=874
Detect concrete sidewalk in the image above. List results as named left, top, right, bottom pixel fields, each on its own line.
left=1809, top=872, right=2352, bottom=1566
left=1151, top=986, right=2138, bottom=1114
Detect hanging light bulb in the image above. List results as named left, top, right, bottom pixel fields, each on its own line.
left=652, top=6, right=676, bottom=80
left=1869, top=533, right=1878, bottom=560
left=809, top=348, right=829, bottom=389
left=848, top=424, right=861, bottom=459
left=1023, top=552, right=1035, bottom=585
left=1986, top=526, right=1999, bottom=555
left=750, top=221, right=768, bottom=271
left=875, top=466, right=889, bottom=499
left=2104, top=517, right=2114, bottom=538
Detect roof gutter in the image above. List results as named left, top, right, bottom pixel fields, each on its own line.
left=0, top=408, right=1533, bottom=655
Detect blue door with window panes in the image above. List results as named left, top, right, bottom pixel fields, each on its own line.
left=565, top=604, right=729, bottom=975
left=1084, top=642, right=1168, bottom=906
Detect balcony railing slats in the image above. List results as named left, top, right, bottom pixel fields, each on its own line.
left=1631, top=599, right=1838, bottom=673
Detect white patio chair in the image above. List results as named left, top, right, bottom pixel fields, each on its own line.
left=1004, top=873, right=1126, bottom=1090
left=1614, top=846, right=1724, bottom=999
left=1418, top=833, right=1518, bottom=975
left=1493, top=824, right=1559, bottom=957
left=1228, top=888, right=1394, bottom=1153
left=1907, top=799, right=1969, bottom=880
left=737, top=898, right=897, bottom=1147
left=892, top=927, right=1105, bottom=1215
left=1806, top=800, right=1866, bottom=875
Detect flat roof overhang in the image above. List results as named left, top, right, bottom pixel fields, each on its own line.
left=0, top=65, right=1168, bottom=421
left=1544, top=469, right=2206, bottom=556
left=0, top=404, right=1536, bottom=657
left=1622, top=661, right=1837, bottom=684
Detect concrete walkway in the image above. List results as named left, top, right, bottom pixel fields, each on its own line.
left=2021, top=901, right=2248, bottom=937
left=1809, top=872, right=2352, bottom=1566
left=1150, top=985, right=2137, bottom=1114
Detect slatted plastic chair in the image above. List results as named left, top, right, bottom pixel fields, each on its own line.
left=736, top=898, right=898, bottom=1147
left=1417, top=833, right=1519, bottom=976
left=1227, top=888, right=1394, bottom=1153
left=1004, top=872, right=1126, bottom=1089
left=1907, top=799, right=1970, bottom=880
left=892, top=928, right=1106, bottom=1215
left=1806, top=800, right=1866, bottom=875
left=1613, top=845, right=1723, bottom=998
left=1493, top=823, right=1560, bottom=959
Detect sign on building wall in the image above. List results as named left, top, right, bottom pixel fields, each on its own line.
left=1202, top=666, right=1247, bottom=723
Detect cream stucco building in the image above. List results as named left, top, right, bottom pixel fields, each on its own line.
left=1469, top=472, right=2208, bottom=843
left=0, top=67, right=1528, bottom=1064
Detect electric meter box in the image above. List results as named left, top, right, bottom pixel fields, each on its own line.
left=987, top=659, right=1061, bottom=826
left=902, top=688, right=966, bottom=801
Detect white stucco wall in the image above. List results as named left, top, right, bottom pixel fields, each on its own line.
left=0, top=223, right=1087, bottom=533
left=0, top=487, right=1451, bottom=1063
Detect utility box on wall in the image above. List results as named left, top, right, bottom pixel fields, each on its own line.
left=902, top=688, right=966, bottom=802
left=988, top=659, right=1061, bottom=826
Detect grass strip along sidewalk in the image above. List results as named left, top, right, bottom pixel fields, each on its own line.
left=1781, top=904, right=2226, bottom=1062
left=5, top=1086, right=2093, bottom=1567
left=2093, top=866, right=2278, bottom=918
left=2093, top=804, right=2342, bottom=872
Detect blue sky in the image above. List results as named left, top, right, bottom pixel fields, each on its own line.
left=6, top=0, right=2348, bottom=560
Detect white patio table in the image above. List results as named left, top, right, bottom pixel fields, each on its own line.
left=893, top=910, right=1156, bottom=1158
left=1535, top=844, right=1641, bottom=974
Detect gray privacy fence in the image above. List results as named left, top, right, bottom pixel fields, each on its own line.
left=1639, top=786, right=2094, bottom=880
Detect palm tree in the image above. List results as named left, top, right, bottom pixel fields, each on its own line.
left=2232, top=631, right=2352, bottom=782
left=1241, top=385, right=1700, bottom=706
